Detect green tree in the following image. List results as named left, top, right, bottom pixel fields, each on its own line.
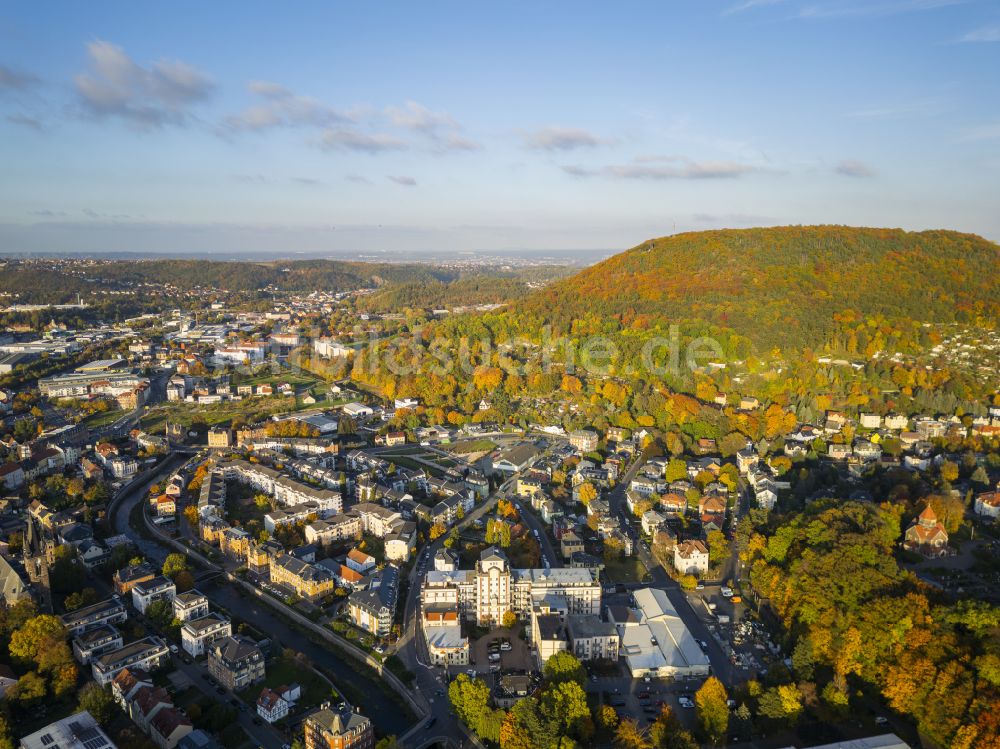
left=758, top=684, right=803, bottom=724
left=78, top=683, right=116, bottom=725
left=694, top=676, right=729, bottom=745
left=543, top=651, right=586, bottom=687
left=162, top=552, right=188, bottom=579
left=64, top=587, right=99, bottom=611
left=9, top=671, right=46, bottom=705
left=706, top=529, right=730, bottom=566
left=9, top=614, right=67, bottom=664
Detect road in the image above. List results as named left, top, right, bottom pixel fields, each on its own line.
left=112, top=457, right=416, bottom=740
left=395, top=477, right=517, bottom=749
left=606, top=452, right=744, bottom=687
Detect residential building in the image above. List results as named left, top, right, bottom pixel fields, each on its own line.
left=207, top=636, right=265, bottom=691
left=132, top=576, right=176, bottom=614
left=92, top=636, right=170, bottom=685
left=150, top=708, right=194, bottom=749
left=62, top=597, right=127, bottom=636
left=974, top=487, right=1000, bottom=519
left=72, top=624, right=124, bottom=665
left=567, top=615, right=620, bottom=661
left=114, top=563, right=156, bottom=595
left=348, top=566, right=398, bottom=637
left=257, top=684, right=300, bottom=724
left=673, top=540, right=710, bottom=577
left=569, top=429, right=599, bottom=453
left=181, top=613, right=232, bottom=657
left=532, top=610, right=569, bottom=665
left=173, top=590, right=210, bottom=622
left=304, top=706, right=374, bottom=749
left=270, top=554, right=335, bottom=600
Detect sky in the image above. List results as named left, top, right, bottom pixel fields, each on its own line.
left=1, top=0, right=999, bottom=256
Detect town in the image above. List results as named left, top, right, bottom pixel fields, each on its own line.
left=0, top=266, right=996, bottom=749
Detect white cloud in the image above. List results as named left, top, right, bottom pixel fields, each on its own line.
left=225, top=80, right=351, bottom=131
left=320, top=128, right=407, bottom=153
left=523, top=126, right=610, bottom=151
left=74, top=40, right=214, bottom=128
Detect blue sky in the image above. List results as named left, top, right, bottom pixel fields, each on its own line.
left=1, top=0, right=998, bottom=255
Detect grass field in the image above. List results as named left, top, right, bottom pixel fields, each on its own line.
left=602, top=556, right=650, bottom=583
left=82, top=407, right=126, bottom=428
left=238, top=656, right=336, bottom=710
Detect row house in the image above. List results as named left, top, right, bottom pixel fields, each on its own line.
left=92, top=636, right=170, bottom=685
left=62, top=597, right=127, bottom=636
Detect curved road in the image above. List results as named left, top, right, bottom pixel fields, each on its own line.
left=111, top=458, right=416, bottom=740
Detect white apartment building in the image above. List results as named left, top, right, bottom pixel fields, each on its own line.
left=131, top=577, right=176, bottom=614
left=421, top=547, right=601, bottom=627
left=181, top=613, right=233, bottom=657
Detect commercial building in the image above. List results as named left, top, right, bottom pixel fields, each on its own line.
left=609, top=588, right=710, bottom=679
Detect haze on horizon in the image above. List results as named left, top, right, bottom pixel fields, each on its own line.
left=1, top=0, right=999, bottom=255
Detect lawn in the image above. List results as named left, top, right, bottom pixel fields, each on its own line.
left=448, top=438, right=498, bottom=454
left=83, top=407, right=126, bottom=428
left=602, top=556, right=649, bottom=583
left=237, top=656, right=336, bottom=710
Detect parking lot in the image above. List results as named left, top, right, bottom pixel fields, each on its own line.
left=588, top=673, right=705, bottom=730
left=465, top=624, right=534, bottom=676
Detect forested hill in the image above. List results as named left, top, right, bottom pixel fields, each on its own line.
left=518, top=226, right=1000, bottom=351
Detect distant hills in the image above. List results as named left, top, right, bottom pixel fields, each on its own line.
left=517, top=225, right=1000, bottom=351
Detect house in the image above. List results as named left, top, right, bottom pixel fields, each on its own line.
left=903, top=506, right=950, bottom=557
left=673, top=540, right=710, bottom=577
left=885, top=413, right=909, bottom=430
left=560, top=530, right=585, bottom=560
left=828, top=443, right=852, bottom=460
left=132, top=576, right=176, bottom=614
left=0, top=462, right=25, bottom=490
left=207, top=636, right=265, bottom=691
left=641, top=510, right=666, bottom=536
left=181, top=613, right=232, bottom=657
left=150, top=707, right=194, bottom=749
left=303, top=707, right=374, bottom=749
left=974, top=488, right=1000, bottom=519
left=256, top=684, right=300, bottom=724
left=0, top=664, right=16, bottom=697
left=345, top=548, right=376, bottom=574
left=114, top=562, right=156, bottom=595
left=860, top=413, right=882, bottom=429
